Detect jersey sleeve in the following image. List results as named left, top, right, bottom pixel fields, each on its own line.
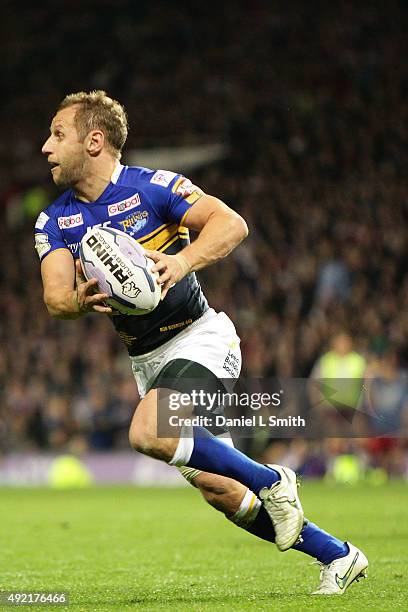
left=34, top=209, right=68, bottom=261
left=146, top=169, right=204, bottom=225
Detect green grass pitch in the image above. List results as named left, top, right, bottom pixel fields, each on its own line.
left=1, top=482, right=407, bottom=611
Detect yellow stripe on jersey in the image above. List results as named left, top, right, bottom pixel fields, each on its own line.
left=137, top=223, right=169, bottom=245
left=161, top=233, right=190, bottom=253
left=185, top=191, right=203, bottom=205
left=137, top=224, right=178, bottom=251
left=178, top=226, right=189, bottom=239
left=159, top=231, right=179, bottom=252
left=157, top=234, right=181, bottom=253
left=171, top=177, right=185, bottom=193
left=136, top=223, right=189, bottom=252
left=179, top=208, right=192, bottom=227
left=157, top=227, right=189, bottom=253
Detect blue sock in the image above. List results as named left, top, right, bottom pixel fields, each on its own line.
left=245, top=509, right=348, bottom=565
left=293, top=521, right=349, bottom=564
left=187, top=427, right=280, bottom=493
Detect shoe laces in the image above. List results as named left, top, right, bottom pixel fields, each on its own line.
left=310, top=560, right=335, bottom=590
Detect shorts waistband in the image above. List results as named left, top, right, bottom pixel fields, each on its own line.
left=130, top=308, right=216, bottom=364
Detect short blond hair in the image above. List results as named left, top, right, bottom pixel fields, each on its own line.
left=59, top=90, right=128, bottom=158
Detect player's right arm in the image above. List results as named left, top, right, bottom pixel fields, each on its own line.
left=41, top=250, right=112, bottom=319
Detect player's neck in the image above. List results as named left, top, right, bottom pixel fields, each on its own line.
left=74, top=156, right=119, bottom=203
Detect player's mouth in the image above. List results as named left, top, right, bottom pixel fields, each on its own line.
left=50, top=162, right=60, bottom=173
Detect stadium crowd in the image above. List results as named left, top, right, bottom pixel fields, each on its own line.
left=1, top=2, right=407, bottom=476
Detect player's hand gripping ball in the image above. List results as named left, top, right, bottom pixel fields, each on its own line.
left=79, top=227, right=161, bottom=315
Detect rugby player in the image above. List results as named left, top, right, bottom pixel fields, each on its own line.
left=36, top=90, right=368, bottom=594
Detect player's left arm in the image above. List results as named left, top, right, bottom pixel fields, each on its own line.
left=146, top=195, right=248, bottom=298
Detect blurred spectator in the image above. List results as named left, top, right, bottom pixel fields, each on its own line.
left=315, top=246, right=351, bottom=307
left=308, top=333, right=367, bottom=433
left=365, top=350, right=408, bottom=436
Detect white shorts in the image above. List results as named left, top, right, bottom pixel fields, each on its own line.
left=129, top=308, right=242, bottom=398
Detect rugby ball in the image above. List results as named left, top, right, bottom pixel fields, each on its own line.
left=79, top=226, right=161, bottom=315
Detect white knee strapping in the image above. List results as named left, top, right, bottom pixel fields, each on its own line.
left=168, top=425, right=194, bottom=466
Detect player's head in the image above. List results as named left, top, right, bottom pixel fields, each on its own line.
left=41, top=90, right=128, bottom=189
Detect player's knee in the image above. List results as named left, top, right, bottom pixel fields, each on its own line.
left=128, top=423, right=154, bottom=454
left=128, top=421, right=177, bottom=461
left=129, top=395, right=161, bottom=456
left=128, top=418, right=162, bottom=456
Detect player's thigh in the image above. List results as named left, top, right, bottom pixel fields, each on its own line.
left=129, top=388, right=158, bottom=438
left=128, top=388, right=179, bottom=458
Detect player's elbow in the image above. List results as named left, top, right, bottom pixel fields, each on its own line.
left=43, top=290, right=75, bottom=320
left=239, top=215, right=249, bottom=240
left=43, top=293, right=61, bottom=318
left=231, top=212, right=249, bottom=245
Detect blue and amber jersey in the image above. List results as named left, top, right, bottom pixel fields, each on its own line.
left=34, top=164, right=209, bottom=355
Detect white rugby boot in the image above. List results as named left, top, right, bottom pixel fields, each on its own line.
left=311, top=542, right=368, bottom=595
left=259, top=464, right=304, bottom=551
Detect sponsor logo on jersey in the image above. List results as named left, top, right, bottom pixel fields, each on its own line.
left=122, top=280, right=142, bottom=299
left=172, top=177, right=203, bottom=204
left=118, top=211, right=149, bottom=236
left=150, top=170, right=177, bottom=188
left=173, top=178, right=195, bottom=197
left=35, top=211, right=49, bottom=230
left=67, top=242, right=80, bottom=255
left=108, top=193, right=141, bottom=216
left=160, top=319, right=193, bottom=333
left=58, top=212, right=84, bottom=229
left=222, top=350, right=240, bottom=378
left=34, top=233, right=51, bottom=258
left=118, top=331, right=138, bottom=346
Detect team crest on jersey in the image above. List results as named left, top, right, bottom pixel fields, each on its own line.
left=108, top=193, right=141, bottom=216
left=58, top=212, right=84, bottom=229
left=150, top=170, right=177, bottom=187
left=118, top=210, right=149, bottom=237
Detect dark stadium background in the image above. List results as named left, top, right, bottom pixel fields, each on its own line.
left=1, top=0, right=407, bottom=483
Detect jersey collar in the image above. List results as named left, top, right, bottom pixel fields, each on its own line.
left=111, top=162, right=124, bottom=184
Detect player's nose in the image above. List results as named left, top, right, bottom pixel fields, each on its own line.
left=41, top=136, right=53, bottom=155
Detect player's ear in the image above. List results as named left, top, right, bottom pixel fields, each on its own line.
left=86, top=130, right=105, bottom=156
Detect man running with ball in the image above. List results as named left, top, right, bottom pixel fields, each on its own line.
left=36, top=90, right=368, bottom=595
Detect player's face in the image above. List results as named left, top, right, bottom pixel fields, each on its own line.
left=42, top=106, right=86, bottom=190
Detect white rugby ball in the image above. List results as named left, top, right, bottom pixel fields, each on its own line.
left=79, top=226, right=161, bottom=315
